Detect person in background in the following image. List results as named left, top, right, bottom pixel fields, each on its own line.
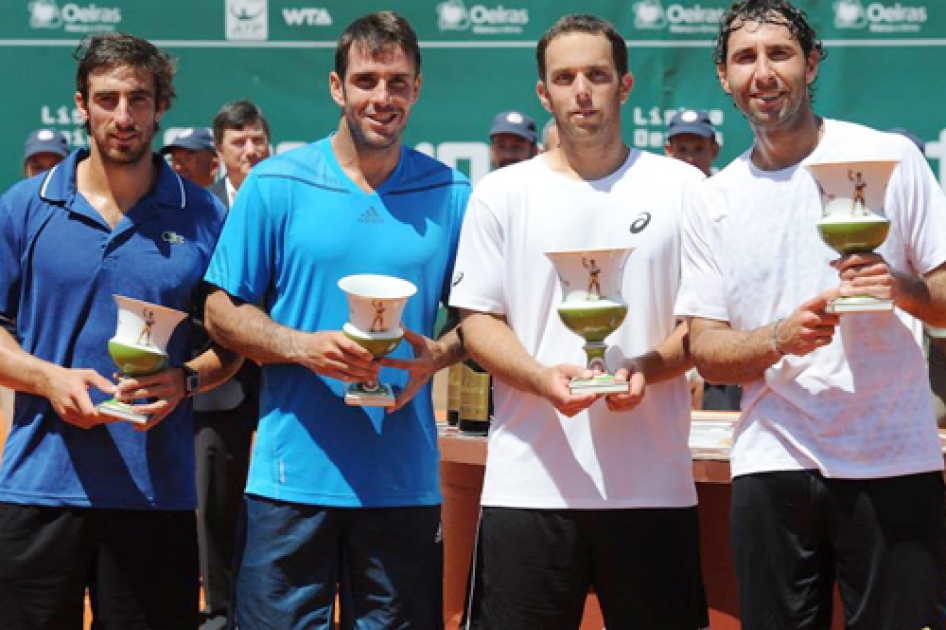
left=664, top=109, right=719, bottom=177
left=23, top=128, right=69, bottom=178
left=541, top=118, right=560, bottom=152
left=210, top=100, right=271, bottom=208
left=160, top=126, right=218, bottom=187
left=193, top=103, right=270, bottom=630
left=489, top=110, right=537, bottom=169
left=664, top=108, right=739, bottom=412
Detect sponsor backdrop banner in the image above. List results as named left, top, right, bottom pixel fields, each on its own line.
left=1, top=0, right=944, bottom=191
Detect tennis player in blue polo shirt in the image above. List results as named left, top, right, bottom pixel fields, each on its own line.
left=204, top=12, right=469, bottom=629
left=0, top=33, right=239, bottom=629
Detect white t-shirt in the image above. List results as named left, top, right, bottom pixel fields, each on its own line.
left=450, top=150, right=704, bottom=509
left=676, top=119, right=946, bottom=479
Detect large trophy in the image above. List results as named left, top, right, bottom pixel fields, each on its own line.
left=545, top=247, right=633, bottom=394
left=99, top=295, right=187, bottom=423
left=809, top=160, right=899, bottom=314
left=338, top=274, right=417, bottom=407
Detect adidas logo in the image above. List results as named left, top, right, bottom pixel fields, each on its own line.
left=358, top=206, right=384, bottom=224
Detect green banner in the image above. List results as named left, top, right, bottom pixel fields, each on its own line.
left=1, top=0, right=944, bottom=192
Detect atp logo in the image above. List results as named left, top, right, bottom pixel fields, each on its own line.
left=29, top=0, right=62, bottom=29
left=834, top=0, right=867, bottom=28
left=437, top=0, right=470, bottom=31
left=633, top=0, right=667, bottom=30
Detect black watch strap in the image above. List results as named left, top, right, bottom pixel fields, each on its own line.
left=182, top=365, right=200, bottom=398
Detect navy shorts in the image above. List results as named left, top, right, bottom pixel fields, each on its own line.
left=232, top=495, right=443, bottom=630
left=465, top=506, right=709, bottom=630
left=732, top=470, right=946, bottom=630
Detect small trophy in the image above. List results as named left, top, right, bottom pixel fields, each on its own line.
left=338, top=274, right=417, bottom=407
left=99, top=295, right=187, bottom=423
left=545, top=247, right=633, bottom=394
left=809, top=160, right=899, bottom=314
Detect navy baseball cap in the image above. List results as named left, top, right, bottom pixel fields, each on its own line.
left=24, top=129, right=69, bottom=160
left=490, top=111, right=537, bottom=143
left=667, top=109, right=716, bottom=140
left=160, top=127, right=216, bottom=154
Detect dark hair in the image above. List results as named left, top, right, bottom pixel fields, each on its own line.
left=211, top=100, right=271, bottom=145
left=74, top=32, right=177, bottom=112
left=713, top=0, right=826, bottom=65
left=536, top=14, right=628, bottom=82
left=335, top=11, right=421, bottom=80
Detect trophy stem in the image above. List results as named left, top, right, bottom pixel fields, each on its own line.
left=583, top=342, right=608, bottom=373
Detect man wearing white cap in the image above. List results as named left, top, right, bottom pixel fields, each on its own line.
left=489, top=110, right=537, bottom=169
left=664, top=109, right=719, bottom=177
left=160, top=127, right=218, bottom=187
left=22, top=129, right=70, bottom=178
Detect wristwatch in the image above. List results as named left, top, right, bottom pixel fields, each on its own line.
left=182, top=365, right=201, bottom=398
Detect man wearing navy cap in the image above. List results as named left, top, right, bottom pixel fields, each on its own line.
left=160, top=127, right=218, bottom=187
left=664, top=108, right=719, bottom=177
left=0, top=32, right=239, bottom=629
left=22, top=128, right=70, bottom=178
left=489, top=109, right=537, bottom=169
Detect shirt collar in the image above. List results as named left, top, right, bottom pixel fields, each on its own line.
left=39, top=149, right=188, bottom=210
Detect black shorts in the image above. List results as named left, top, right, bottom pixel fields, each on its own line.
left=465, top=506, right=709, bottom=630
left=0, top=503, right=198, bottom=630
left=732, top=470, right=946, bottom=630
left=232, top=495, right=443, bottom=630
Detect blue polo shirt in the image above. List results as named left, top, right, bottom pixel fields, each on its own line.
left=205, top=137, right=469, bottom=507
left=0, top=150, right=226, bottom=510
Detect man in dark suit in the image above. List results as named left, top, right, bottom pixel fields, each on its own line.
left=197, top=101, right=270, bottom=630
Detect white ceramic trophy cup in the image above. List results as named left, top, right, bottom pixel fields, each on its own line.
left=808, top=160, right=899, bottom=314
left=99, top=295, right=187, bottom=423
left=338, top=274, right=417, bottom=407
left=545, top=247, right=633, bottom=394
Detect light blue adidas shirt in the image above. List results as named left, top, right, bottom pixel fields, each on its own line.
left=204, top=137, right=469, bottom=507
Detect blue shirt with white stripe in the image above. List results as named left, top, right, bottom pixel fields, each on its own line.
left=0, top=150, right=226, bottom=509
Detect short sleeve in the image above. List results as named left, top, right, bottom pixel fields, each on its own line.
left=203, top=173, right=276, bottom=305
left=448, top=183, right=506, bottom=315
left=674, top=182, right=730, bottom=323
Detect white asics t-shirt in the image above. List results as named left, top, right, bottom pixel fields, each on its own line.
left=450, top=150, right=704, bottom=509
left=676, top=119, right=946, bottom=479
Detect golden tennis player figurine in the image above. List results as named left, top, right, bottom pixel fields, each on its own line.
left=809, top=160, right=899, bottom=314
left=545, top=247, right=633, bottom=394
left=338, top=274, right=417, bottom=407
left=99, top=295, right=187, bottom=423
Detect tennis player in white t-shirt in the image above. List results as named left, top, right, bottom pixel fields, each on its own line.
left=450, top=14, right=709, bottom=630
left=676, top=2, right=946, bottom=628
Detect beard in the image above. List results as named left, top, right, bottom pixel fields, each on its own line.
left=93, top=122, right=156, bottom=167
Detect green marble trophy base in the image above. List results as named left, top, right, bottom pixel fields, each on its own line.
left=343, top=323, right=402, bottom=408
left=345, top=382, right=396, bottom=407
left=826, top=295, right=895, bottom=314
left=98, top=398, right=150, bottom=424
left=568, top=373, right=630, bottom=395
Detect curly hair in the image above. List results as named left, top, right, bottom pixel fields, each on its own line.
left=713, top=0, right=826, bottom=65
left=74, top=32, right=177, bottom=112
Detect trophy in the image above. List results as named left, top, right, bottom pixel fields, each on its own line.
left=99, top=295, right=187, bottom=423
left=808, top=160, right=899, bottom=314
left=338, top=274, right=417, bottom=407
left=545, top=247, right=633, bottom=394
